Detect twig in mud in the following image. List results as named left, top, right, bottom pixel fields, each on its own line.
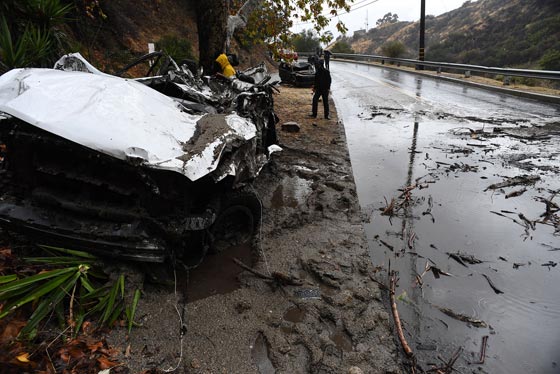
left=418, top=261, right=431, bottom=278
left=447, top=252, right=483, bottom=266
left=429, top=266, right=451, bottom=279
left=398, top=184, right=417, bottom=199
left=231, top=257, right=303, bottom=286
left=428, top=347, right=463, bottom=373
left=490, top=211, right=524, bottom=227
left=232, top=257, right=273, bottom=280
left=537, top=193, right=559, bottom=222
left=414, top=274, right=423, bottom=288
left=447, top=252, right=467, bottom=267
left=369, top=274, right=389, bottom=291
left=446, top=347, right=463, bottom=373
left=518, top=213, right=536, bottom=231
left=476, top=335, right=489, bottom=365
left=466, top=142, right=489, bottom=148
left=389, top=272, right=414, bottom=358
left=482, top=273, right=504, bottom=294
left=505, top=188, right=527, bottom=199
left=408, top=232, right=416, bottom=250
left=379, top=239, right=394, bottom=251
left=436, top=306, right=487, bottom=328
left=422, top=196, right=435, bottom=223
left=381, top=196, right=396, bottom=216
left=484, top=175, right=540, bottom=191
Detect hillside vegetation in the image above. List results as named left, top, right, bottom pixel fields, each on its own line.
left=341, top=0, right=560, bottom=69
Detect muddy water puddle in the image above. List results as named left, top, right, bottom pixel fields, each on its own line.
left=186, top=243, right=252, bottom=302
left=186, top=172, right=315, bottom=303
left=332, top=62, right=560, bottom=374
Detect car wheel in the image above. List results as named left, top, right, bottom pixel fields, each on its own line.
left=209, top=190, right=262, bottom=254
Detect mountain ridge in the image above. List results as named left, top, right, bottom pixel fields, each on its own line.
left=340, top=0, right=560, bottom=69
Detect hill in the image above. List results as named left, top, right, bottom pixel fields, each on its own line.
left=340, top=0, right=560, bottom=69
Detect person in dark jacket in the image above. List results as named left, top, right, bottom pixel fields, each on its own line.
left=310, top=59, right=332, bottom=120
left=323, top=49, right=332, bottom=70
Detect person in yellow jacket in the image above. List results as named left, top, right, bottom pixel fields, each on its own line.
left=215, top=53, right=236, bottom=78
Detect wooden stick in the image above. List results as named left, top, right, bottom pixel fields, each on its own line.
left=231, top=257, right=302, bottom=286
left=482, top=274, right=504, bottom=294
left=231, top=257, right=273, bottom=280
left=389, top=272, right=414, bottom=358
left=477, top=335, right=488, bottom=364
left=380, top=239, right=394, bottom=251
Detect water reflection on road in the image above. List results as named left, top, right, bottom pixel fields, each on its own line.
left=331, top=61, right=560, bottom=374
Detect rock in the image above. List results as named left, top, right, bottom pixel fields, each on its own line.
left=348, top=367, right=364, bottom=374
left=235, top=301, right=251, bottom=314
left=281, top=121, right=300, bottom=132
left=190, top=358, right=201, bottom=369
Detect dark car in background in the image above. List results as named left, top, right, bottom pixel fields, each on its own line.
left=278, top=60, right=315, bottom=87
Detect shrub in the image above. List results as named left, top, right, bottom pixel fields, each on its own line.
left=0, top=0, right=73, bottom=72
left=331, top=41, right=354, bottom=54
left=156, top=35, right=196, bottom=63
left=539, top=49, right=560, bottom=71
left=381, top=40, right=406, bottom=58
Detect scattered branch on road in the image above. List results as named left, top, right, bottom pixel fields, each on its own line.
left=484, top=175, right=540, bottom=191
left=428, top=347, right=463, bottom=374
left=482, top=273, right=504, bottom=294
left=379, top=239, right=394, bottom=252
left=447, top=252, right=483, bottom=267
left=436, top=306, right=487, bottom=328
left=389, top=272, right=414, bottom=358
left=475, top=335, right=489, bottom=365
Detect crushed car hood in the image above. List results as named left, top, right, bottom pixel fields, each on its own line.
left=0, top=68, right=256, bottom=181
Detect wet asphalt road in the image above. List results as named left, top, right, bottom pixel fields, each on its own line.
left=331, top=60, right=560, bottom=374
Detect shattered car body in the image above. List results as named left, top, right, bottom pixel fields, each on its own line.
left=278, top=61, right=315, bottom=87
left=0, top=53, right=279, bottom=263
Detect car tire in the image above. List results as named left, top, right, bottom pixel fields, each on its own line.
left=208, top=189, right=262, bottom=254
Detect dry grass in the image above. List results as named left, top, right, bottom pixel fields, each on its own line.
left=273, top=85, right=340, bottom=150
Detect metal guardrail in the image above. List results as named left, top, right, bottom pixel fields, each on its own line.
left=297, top=52, right=560, bottom=82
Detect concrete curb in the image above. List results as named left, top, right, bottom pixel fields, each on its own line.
left=334, top=58, right=560, bottom=105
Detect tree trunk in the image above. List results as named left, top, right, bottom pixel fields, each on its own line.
left=195, top=0, right=227, bottom=73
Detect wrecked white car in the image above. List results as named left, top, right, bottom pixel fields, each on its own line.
left=0, top=53, right=279, bottom=263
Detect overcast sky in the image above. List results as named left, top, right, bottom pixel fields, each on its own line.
left=291, top=0, right=479, bottom=38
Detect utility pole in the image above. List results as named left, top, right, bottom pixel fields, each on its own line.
left=418, top=0, right=426, bottom=70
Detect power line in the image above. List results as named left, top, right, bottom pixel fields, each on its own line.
left=294, top=0, right=381, bottom=26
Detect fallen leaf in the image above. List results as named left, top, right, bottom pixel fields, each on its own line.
left=87, top=341, right=104, bottom=353
left=16, top=352, right=31, bottom=363
left=82, top=321, right=94, bottom=335
left=0, top=318, right=26, bottom=343
left=97, top=356, right=119, bottom=369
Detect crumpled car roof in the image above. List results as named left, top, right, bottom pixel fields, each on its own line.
left=0, top=67, right=257, bottom=181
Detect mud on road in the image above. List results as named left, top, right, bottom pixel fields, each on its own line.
left=106, top=86, right=405, bottom=373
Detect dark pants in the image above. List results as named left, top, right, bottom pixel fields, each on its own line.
left=325, top=58, right=330, bottom=70
left=312, top=90, right=329, bottom=118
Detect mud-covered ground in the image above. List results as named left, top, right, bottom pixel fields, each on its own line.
left=103, top=86, right=405, bottom=373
